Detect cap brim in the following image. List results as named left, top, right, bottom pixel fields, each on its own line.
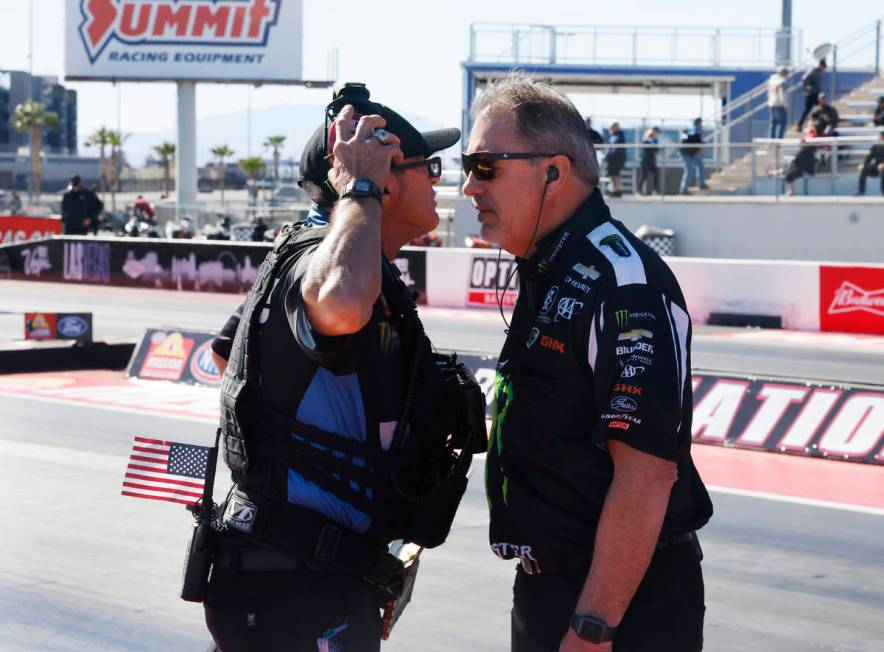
left=419, top=128, right=461, bottom=155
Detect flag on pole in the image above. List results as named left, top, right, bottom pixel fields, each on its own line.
left=121, top=436, right=209, bottom=506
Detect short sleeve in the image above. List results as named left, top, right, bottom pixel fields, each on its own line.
left=210, top=303, right=243, bottom=360
left=589, top=285, right=691, bottom=461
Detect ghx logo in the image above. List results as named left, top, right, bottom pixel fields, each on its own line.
left=540, top=335, right=565, bottom=354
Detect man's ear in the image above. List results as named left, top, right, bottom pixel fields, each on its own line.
left=380, top=172, right=398, bottom=210
left=544, top=154, right=572, bottom=195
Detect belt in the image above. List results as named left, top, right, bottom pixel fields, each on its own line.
left=213, top=540, right=300, bottom=572
left=519, top=531, right=697, bottom=575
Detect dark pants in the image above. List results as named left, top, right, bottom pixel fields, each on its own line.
left=205, top=566, right=382, bottom=652
left=858, top=164, right=884, bottom=195
left=62, top=221, right=88, bottom=235
left=637, top=163, right=658, bottom=195
left=798, top=92, right=819, bottom=129
left=511, top=538, right=705, bottom=652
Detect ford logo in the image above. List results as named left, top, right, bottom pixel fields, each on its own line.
left=610, top=396, right=638, bottom=412
left=57, top=316, right=88, bottom=338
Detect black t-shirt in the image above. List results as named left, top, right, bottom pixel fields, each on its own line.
left=486, top=188, right=713, bottom=565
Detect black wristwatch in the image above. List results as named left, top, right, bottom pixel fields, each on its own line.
left=340, top=179, right=383, bottom=203
left=570, top=613, right=617, bottom=643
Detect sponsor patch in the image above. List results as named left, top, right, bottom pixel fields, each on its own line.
left=223, top=495, right=258, bottom=534
left=540, top=335, right=565, bottom=354
left=572, top=262, right=601, bottom=281
left=600, top=234, right=631, bottom=257
left=601, top=412, right=643, bottom=424
left=609, top=421, right=630, bottom=430
left=526, top=327, right=540, bottom=349
left=620, top=364, right=646, bottom=378
left=610, top=396, right=639, bottom=412
left=618, top=328, right=654, bottom=342
left=555, top=297, right=584, bottom=321
left=57, top=315, right=89, bottom=338
left=612, top=383, right=643, bottom=396
left=564, top=276, right=591, bottom=293
left=541, top=286, right=559, bottom=315
left=627, top=354, right=654, bottom=366
left=615, top=309, right=628, bottom=328
left=616, top=342, right=654, bottom=356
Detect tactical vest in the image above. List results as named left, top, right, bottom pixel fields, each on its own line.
left=219, top=222, right=486, bottom=549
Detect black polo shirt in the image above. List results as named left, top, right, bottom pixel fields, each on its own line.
left=486, top=188, right=713, bottom=565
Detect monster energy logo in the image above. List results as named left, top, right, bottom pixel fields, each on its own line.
left=615, top=309, right=628, bottom=328
left=600, top=234, right=631, bottom=257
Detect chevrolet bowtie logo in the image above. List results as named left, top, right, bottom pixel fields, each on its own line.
left=78, top=0, right=280, bottom=63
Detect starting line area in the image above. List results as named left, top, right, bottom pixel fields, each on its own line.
left=0, top=369, right=882, bottom=514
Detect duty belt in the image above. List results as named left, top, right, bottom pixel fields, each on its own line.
left=219, top=485, right=404, bottom=590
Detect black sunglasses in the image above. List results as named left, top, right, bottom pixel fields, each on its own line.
left=391, top=156, right=442, bottom=179
left=461, top=152, right=557, bottom=181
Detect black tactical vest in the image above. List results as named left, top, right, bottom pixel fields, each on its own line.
left=219, top=222, right=486, bottom=548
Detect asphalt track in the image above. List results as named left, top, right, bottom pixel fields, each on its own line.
left=1, top=281, right=883, bottom=652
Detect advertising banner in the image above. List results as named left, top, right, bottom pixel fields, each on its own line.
left=467, top=253, right=519, bottom=309
left=65, top=0, right=303, bottom=83
left=24, top=312, right=93, bottom=342
left=128, top=328, right=221, bottom=386
left=391, top=249, right=427, bottom=305
left=819, top=265, right=884, bottom=335
left=0, top=216, right=62, bottom=245
left=0, top=237, right=270, bottom=293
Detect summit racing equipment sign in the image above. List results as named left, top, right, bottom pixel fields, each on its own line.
left=65, top=0, right=303, bottom=82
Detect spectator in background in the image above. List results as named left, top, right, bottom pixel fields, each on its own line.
left=584, top=117, right=604, bottom=145
left=604, top=121, right=626, bottom=197
left=811, top=93, right=840, bottom=131
left=785, top=123, right=820, bottom=196
left=133, top=195, right=155, bottom=219
left=856, top=130, right=884, bottom=196
left=86, top=184, right=104, bottom=235
left=798, top=60, right=826, bottom=130
left=873, top=96, right=884, bottom=126
left=9, top=190, right=22, bottom=214
left=679, top=118, right=707, bottom=195
left=61, top=175, right=100, bottom=235
left=767, top=67, right=789, bottom=139
left=638, top=126, right=659, bottom=195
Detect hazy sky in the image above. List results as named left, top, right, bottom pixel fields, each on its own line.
left=0, top=0, right=879, bottom=156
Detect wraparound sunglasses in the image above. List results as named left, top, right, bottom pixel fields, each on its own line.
left=461, top=152, right=557, bottom=181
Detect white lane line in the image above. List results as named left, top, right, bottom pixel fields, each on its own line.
left=0, top=390, right=217, bottom=425
left=707, top=484, right=884, bottom=517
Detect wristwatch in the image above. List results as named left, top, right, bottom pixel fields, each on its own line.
left=570, top=613, right=617, bottom=643
left=340, top=179, right=383, bottom=203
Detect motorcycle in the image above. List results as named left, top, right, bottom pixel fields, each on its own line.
left=124, top=206, right=161, bottom=238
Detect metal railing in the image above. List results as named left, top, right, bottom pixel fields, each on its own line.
left=468, top=23, right=804, bottom=68
left=710, top=18, right=883, bottom=154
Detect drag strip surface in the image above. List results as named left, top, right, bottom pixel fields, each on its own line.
left=1, top=374, right=883, bottom=651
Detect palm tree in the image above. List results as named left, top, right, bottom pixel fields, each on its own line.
left=263, top=135, right=286, bottom=180
left=210, top=144, right=234, bottom=203
left=12, top=99, right=59, bottom=200
left=153, top=142, right=175, bottom=197
left=108, top=130, right=130, bottom=211
left=86, top=126, right=113, bottom=198
left=238, top=156, right=266, bottom=205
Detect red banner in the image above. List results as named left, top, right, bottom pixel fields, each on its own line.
left=0, top=215, right=62, bottom=245
left=820, top=265, right=884, bottom=335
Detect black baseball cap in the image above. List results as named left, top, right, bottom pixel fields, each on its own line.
left=298, top=102, right=459, bottom=189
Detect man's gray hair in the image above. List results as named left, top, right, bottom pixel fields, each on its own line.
left=470, top=73, right=600, bottom=187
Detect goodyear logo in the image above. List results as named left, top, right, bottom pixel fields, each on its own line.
left=78, top=0, right=281, bottom=63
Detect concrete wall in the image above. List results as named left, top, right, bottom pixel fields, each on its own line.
left=450, top=196, right=884, bottom=264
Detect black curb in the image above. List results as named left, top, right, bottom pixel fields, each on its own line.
left=0, top=342, right=137, bottom=375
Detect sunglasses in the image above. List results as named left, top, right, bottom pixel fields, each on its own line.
left=391, top=156, right=442, bottom=179
left=461, top=152, right=557, bottom=181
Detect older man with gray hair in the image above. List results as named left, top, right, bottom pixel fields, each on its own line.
left=462, top=73, right=712, bottom=652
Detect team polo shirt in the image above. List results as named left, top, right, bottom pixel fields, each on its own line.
left=486, top=188, right=713, bottom=565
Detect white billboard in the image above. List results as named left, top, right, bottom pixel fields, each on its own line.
left=65, top=0, right=303, bottom=83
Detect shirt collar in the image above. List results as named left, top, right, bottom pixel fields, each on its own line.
left=521, top=187, right=611, bottom=278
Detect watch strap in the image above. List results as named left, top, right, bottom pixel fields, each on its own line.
left=570, top=613, right=617, bottom=643
left=341, top=179, right=383, bottom=203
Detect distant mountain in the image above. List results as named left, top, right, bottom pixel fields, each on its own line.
left=124, top=103, right=455, bottom=169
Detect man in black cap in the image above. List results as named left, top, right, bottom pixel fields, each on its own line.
left=204, top=88, right=475, bottom=652
left=60, top=175, right=102, bottom=235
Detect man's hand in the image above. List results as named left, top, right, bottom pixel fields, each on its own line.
left=559, top=629, right=612, bottom=652
left=327, top=104, right=402, bottom=193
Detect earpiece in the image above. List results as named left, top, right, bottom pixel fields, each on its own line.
left=547, top=166, right=559, bottom=182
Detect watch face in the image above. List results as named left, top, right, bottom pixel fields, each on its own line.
left=354, top=180, right=371, bottom=192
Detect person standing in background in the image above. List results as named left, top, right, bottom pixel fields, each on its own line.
left=585, top=117, right=604, bottom=146
left=767, top=67, right=789, bottom=139
left=679, top=119, right=707, bottom=195
left=638, top=127, right=659, bottom=195
left=798, top=60, right=826, bottom=130
left=604, top=122, right=626, bottom=198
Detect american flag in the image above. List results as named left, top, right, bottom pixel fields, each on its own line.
left=121, top=437, right=209, bottom=506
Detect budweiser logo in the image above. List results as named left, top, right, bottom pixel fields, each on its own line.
left=78, top=0, right=280, bottom=63
left=828, top=281, right=884, bottom=318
